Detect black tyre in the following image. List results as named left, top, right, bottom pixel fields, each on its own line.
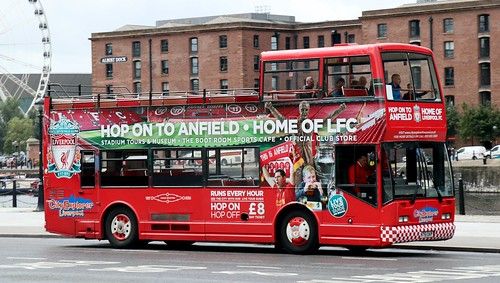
left=279, top=211, right=318, bottom=254
left=164, top=241, right=195, bottom=248
left=472, top=156, right=477, bottom=160
left=347, top=246, right=367, bottom=254
left=105, top=207, right=139, bottom=248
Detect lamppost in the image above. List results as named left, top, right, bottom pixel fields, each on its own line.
left=12, top=141, right=19, bottom=169
left=35, top=99, right=44, bottom=211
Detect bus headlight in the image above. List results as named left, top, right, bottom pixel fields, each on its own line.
left=398, top=216, right=409, bottom=223
left=441, top=213, right=451, bottom=220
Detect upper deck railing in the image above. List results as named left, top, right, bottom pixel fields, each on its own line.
left=47, top=84, right=260, bottom=109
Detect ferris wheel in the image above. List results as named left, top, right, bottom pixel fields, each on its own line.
left=0, top=0, right=51, bottom=115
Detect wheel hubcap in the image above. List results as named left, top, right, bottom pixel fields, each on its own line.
left=111, top=214, right=131, bottom=241
left=286, top=216, right=310, bottom=246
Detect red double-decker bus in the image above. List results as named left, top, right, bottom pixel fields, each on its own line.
left=42, top=43, right=455, bottom=253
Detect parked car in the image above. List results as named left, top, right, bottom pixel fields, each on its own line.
left=455, top=146, right=487, bottom=160
left=485, top=145, right=500, bottom=159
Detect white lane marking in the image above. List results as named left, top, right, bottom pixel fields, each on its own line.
left=7, top=257, right=46, bottom=260
left=341, top=256, right=397, bottom=261
left=0, top=260, right=120, bottom=270
left=213, top=270, right=298, bottom=277
left=237, top=265, right=282, bottom=269
left=89, top=265, right=206, bottom=273
left=297, top=264, right=500, bottom=283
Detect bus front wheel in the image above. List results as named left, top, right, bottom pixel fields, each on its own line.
left=279, top=211, right=318, bottom=254
left=105, top=207, right=139, bottom=248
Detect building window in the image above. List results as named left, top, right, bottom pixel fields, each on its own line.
left=444, top=67, right=454, bottom=86
left=105, top=43, right=112, bottom=55
left=253, top=35, right=259, bottom=48
left=479, top=37, right=490, bottom=58
left=377, top=24, right=387, bottom=38
left=190, top=79, right=199, bottom=92
left=331, top=31, right=341, bottom=45
left=190, top=37, right=198, bottom=53
left=105, top=64, right=113, bottom=78
left=411, top=66, right=422, bottom=89
left=190, top=57, right=199, bottom=75
left=133, top=60, right=141, bottom=79
left=480, top=91, right=491, bottom=106
left=220, top=79, right=228, bottom=93
left=409, top=20, right=420, bottom=38
left=133, top=82, right=141, bottom=94
left=253, top=55, right=259, bottom=71
left=106, top=84, right=113, bottom=94
left=443, top=18, right=454, bottom=33
left=161, top=60, right=169, bottom=75
left=271, top=76, right=278, bottom=90
left=318, top=35, right=325, bottom=47
left=303, top=36, right=310, bottom=49
left=162, top=82, right=169, bottom=96
left=219, top=35, right=227, bottom=48
left=479, top=14, right=489, bottom=33
left=480, top=63, right=490, bottom=87
left=444, top=41, right=454, bottom=58
left=445, top=95, right=455, bottom=107
left=132, top=41, right=141, bottom=57
left=219, top=56, right=228, bottom=72
left=271, top=35, right=278, bottom=50
left=285, top=37, right=291, bottom=50
left=160, top=39, right=169, bottom=52
left=254, top=79, right=259, bottom=91
left=347, top=34, right=355, bottom=43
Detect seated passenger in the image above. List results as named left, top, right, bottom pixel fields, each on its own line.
left=402, top=83, right=428, bottom=100
left=388, top=74, right=402, bottom=100
left=303, top=76, right=315, bottom=90
left=297, top=76, right=316, bottom=99
left=354, top=76, right=368, bottom=91
left=331, top=78, right=345, bottom=97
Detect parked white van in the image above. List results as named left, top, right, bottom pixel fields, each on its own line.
left=455, top=146, right=487, bottom=160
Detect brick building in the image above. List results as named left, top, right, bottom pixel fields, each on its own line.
left=90, top=0, right=499, bottom=107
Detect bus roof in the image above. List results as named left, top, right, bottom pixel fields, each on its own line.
left=260, top=43, right=433, bottom=61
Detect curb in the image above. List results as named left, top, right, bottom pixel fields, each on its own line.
left=394, top=244, right=500, bottom=254
left=0, top=234, right=61, bottom=239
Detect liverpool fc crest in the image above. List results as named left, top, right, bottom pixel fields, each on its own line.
left=47, top=115, right=81, bottom=178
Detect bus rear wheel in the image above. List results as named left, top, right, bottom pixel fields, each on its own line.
left=105, top=207, right=139, bottom=248
left=279, top=211, right=318, bottom=254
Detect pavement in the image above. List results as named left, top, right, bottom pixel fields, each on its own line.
left=0, top=207, right=499, bottom=253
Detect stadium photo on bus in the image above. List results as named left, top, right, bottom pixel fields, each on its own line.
left=42, top=43, right=455, bottom=254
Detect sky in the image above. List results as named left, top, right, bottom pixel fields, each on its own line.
left=3, top=0, right=414, bottom=74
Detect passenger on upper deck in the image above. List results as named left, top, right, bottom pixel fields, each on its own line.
left=388, top=74, right=402, bottom=100
left=355, top=76, right=368, bottom=91
left=303, top=76, right=315, bottom=90
left=296, top=76, right=317, bottom=99
left=402, top=83, right=429, bottom=100
left=331, top=78, right=345, bottom=97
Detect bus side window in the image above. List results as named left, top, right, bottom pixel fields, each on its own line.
left=81, top=151, right=95, bottom=187
left=335, top=145, right=377, bottom=205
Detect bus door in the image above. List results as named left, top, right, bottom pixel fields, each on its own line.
left=75, top=150, right=100, bottom=237
left=323, top=145, right=381, bottom=241
left=205, top=148, right=268, bottom=242
left=148, top=148, right=205, bottom=240
left=44, top=149, right=99, bottom=238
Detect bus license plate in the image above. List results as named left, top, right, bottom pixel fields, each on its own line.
left=421, top=231, right=434, bottom=238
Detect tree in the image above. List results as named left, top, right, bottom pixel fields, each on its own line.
left=3, top=117, right=34, bottom=154
left=0, top=98, right=23, bottom=153
left=446, top=105, right=460, bottom=139
left=458, top=104, right=500, bottom=146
